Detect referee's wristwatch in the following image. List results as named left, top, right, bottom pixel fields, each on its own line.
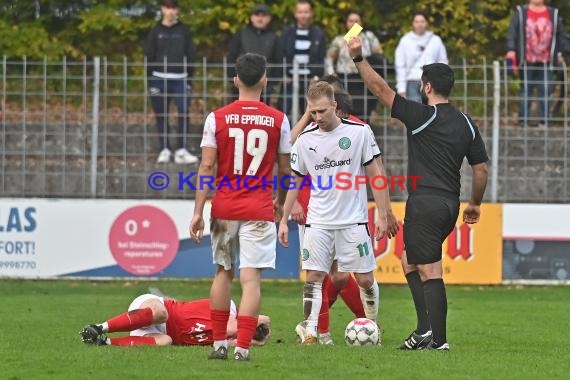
left=352, top=54, right=364, bottom=63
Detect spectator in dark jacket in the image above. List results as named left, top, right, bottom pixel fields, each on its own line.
left=227, top=4, right=282, bottom=103
left=505, top=0, right=569, bottom=127
left=280, top=0, right=326, bottom=117
left=144, top=0, right=197, bottom=164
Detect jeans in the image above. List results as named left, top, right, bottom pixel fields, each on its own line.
left=406, top=80, right=422, bottom=103
left=149, top=76, right=189, bottom=151
left=519, top=63, right=553, bottom=126
left=281, top=75, right=312, bottom=118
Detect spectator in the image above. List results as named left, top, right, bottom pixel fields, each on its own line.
left=505, top=0, right=569, bottom=127
left=226, top=4, right=282, bottom=103
left=281, top=0, right=326, bottom=117
left=325, top=10, right=383, bottom=122
left=144, top=0, right=198, bottom=164
left=395, top=12, right=448, bottom=103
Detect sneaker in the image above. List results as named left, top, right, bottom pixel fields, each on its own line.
left=234, top=351, right=250, bottom=361
left=318, top=333, right=334, bottom=345
left=424, top=340, right=450, bottom=351
left=303, top=334, right=317, bottom=345
left=294, top=321, right=307, bottom=343
left=398, top=330, right=432, bottom=350
left=80, top=324, right=107, bottom=345
left=174, top=148, right=199, bottom=164
left=156, top=148, right=172, bottom=163
left=208, top=346, right=228, bottom=360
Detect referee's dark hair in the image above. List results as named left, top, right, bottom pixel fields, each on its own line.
left=235, top=53, right=267, bottom=87
left=421, top=63, right=454, bottom=98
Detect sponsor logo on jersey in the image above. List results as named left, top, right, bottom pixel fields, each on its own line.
left=314, top=158, right=352, bottom=171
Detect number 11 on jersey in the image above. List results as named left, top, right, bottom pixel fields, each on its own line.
left=357, top=242, right=370, bottom=257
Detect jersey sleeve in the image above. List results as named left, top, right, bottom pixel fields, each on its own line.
left=278, top=116, right=292, bottom=154
left=466, top=122, right=489, bottom=165
left=290, top=139, right=307, bottom=177
left=391, top=94, right=437, bottom=133
left=362, top=125, right=381, bottom=166
left=200, top=112, right=217, bottom=148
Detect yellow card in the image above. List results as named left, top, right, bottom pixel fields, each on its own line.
left=343, top=23, right=363, bottom=42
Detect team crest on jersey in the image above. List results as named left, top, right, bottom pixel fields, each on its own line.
left=302, top=249, right=310, bottom=261
left=339, top=137, right=351, bottom=150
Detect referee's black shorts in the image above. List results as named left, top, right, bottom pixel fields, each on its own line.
left=403, top=193, right=460, bottom=265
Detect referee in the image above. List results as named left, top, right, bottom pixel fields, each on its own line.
left=348, top=37, right=489, bottom=351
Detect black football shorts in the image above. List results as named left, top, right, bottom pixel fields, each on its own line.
left=403, top=194, right=460, bottom=264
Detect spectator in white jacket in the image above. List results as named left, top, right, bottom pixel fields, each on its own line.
left=395, top=13, right=448, bottom=103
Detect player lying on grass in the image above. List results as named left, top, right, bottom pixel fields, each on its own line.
left=80, top=293, right=271, bottom=346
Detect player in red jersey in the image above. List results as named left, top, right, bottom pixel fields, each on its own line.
left=189, top=53, right=291, bottom=361
left=290, top=82, right=398, bottom=344
left=79, top=293, right=271, bottom=346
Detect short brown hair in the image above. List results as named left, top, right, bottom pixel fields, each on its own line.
left=161, top=0, right=179, bottom=8
left=306, top=81, right=335, bottom=102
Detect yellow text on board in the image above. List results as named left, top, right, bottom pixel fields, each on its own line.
left=367, top=202, right=502, bottom=284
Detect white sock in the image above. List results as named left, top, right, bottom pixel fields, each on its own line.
left=360, top=280, right=379, bottom=321
left=235, top=346, right=249, bottom=358
left=213, top=339, right=228, bottom=350
left=303, top=282, right=322, bottom=337
left=98, top=322, right=109, bottom=333
left=105, top=337, right=111, bottom=345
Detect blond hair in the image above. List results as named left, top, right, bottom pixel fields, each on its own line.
left=306, top=81, right=335, bottom=103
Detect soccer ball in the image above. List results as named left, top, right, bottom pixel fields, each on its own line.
left=344, top=318, right=380, bottom=346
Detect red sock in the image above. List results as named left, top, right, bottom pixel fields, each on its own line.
left=340, top=275, right=365, bottom=318
left=107, top=308, right=154, bottom=332
left=318, top=278, right=330, bottom=334
left=325, top=275, right=341, bottom=308
left=236, top=315, right=258, bottom=350
left=211, top=309, right=230, bottom=341
left=109, top=336, right=156, bottom=346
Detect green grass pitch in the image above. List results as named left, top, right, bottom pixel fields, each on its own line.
left=1, top=280, right=568, bottom=379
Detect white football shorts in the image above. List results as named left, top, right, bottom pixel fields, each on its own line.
left=127, top=293, right=238, bottom=337
left=128, top=293, right=167, bottom=336
left=211, top=219, right=277, bottom=270
left=301, top=224, right=376, bottom=273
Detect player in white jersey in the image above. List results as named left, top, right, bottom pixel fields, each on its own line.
left=278, top=81, right=389, bottom=344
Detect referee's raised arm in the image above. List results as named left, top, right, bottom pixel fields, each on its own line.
left=347, top=36, right=396, bottom=110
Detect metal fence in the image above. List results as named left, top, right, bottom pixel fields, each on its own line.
left=0, top=57, right=568, bottom=202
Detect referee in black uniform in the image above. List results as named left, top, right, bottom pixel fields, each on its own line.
left=347, top=37, right=489, bottom=351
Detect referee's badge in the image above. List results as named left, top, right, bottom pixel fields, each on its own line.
left=339, top=137, right=351, bottom=150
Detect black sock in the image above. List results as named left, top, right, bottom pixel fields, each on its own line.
left=423, top=278, right=448, bottom=345
left=405, top=271, right=430, bottom=334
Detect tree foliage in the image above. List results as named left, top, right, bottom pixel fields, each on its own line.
left=0, top=0, right=568, bottom=61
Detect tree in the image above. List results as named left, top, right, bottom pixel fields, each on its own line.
left=0, top=0, right=568, bottom=60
